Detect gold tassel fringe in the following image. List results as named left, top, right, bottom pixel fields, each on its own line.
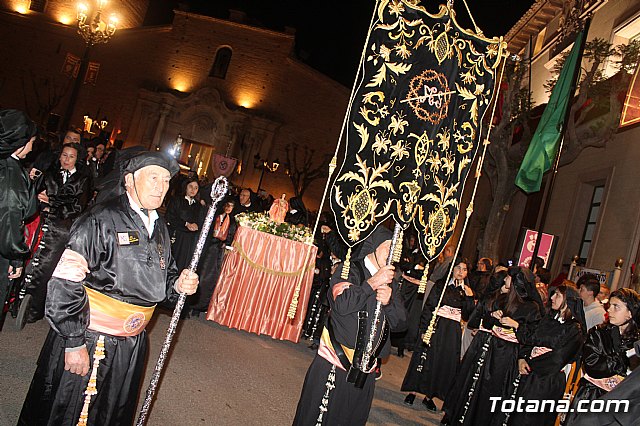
left=287, top=283, right=301, bottom=320
left=341, top=247, right=352, bottom=280
left=423, top=314, right=437, bottom=346
left=392, top=230, right=404, bottom=263
left=418, top=263, right=430, bottom=294
left=77, top=335, right=106, bottom=426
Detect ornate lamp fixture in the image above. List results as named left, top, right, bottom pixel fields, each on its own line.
left=264, top=159, right=279, bottom=172
left=76, top=0, right=118, bottom=46
left=82, top=115, right=108, bottom=134
left=253, top=154, right=280, bottom=189
left=61, top=1, right=118, bottom=131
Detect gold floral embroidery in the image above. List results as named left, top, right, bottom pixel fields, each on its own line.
left=330, top=1, right=507, bottom=260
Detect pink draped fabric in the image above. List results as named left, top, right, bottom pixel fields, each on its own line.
left=206, top=225, right=317, bottom=343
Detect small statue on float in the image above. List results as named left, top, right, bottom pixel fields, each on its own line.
left=268, top=194, right=289, bottom=224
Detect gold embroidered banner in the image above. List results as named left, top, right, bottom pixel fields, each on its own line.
left=330, top=1, right=507, bottom=260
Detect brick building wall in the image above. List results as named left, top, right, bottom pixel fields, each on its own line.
left=0, top=0, right=148, bottom=27
left=0, top=7, right=350, bottom=211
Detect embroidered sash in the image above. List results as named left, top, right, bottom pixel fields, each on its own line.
left=491, top=325, right=519, bottom=343
left=531, top=346, right=552, bottom=358
left=583, top=373, right=625, bottom=392
left=436, top=305, right=462, bottom=322
left=85, top=286, right=155, bottom=337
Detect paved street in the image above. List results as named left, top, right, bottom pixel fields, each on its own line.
left=0, top=309, right=441, bottom=425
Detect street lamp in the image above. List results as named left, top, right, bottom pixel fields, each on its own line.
left=61, top=1, right=118, bottom=131
left=83, top=115, right=108, bottom=130
left=254, top=153, right=279, bottom=190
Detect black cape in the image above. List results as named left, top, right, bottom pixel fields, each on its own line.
left=293, top=226, right=406, bottom=425
left=401, top=278, right=475, bottom=399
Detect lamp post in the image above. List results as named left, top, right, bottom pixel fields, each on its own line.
left=82, top=114, right=108, bottom=136
left=253, top=153, right=279, bottom=190
left=61, top=0, right=117, bottom=131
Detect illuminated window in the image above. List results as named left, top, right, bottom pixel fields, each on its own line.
left=210, top=47, right=232, bottom=79
left=578, top=185, right=604, bottom=264
left=176, top=138, right=214, bottom=177
left=29, top=0, right=46, bottom=12
left=614, top=13, right=640, bottom=127
left=533, top=28, right=546, bottom=56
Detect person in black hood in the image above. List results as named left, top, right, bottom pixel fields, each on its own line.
left=165, top=177, right=204, bottom=271
left=293, top=225, right=407, bottom=425
left=22, top=142, right=92, bottom=323
left=0, top=109, right=38, bottom=312
left=441, top=266, right=542, bottom=426
left=285, top=196, right=309, bottom=227
left=442, top=269, right=509, bottom=423
left=564, top=287, right=640, bottom=425
left=19, top=148, right=199, bottom=426
left=510, top=284, right=584, bottom=426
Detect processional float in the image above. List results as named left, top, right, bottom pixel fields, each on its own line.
left=310, top=0, right=510, bottom=382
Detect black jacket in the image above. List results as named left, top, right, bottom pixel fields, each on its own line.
left=45, top=194, right=180, bottom=348
left=0, top=156, right=37, bottom=264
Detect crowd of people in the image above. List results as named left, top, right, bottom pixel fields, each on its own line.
left=293, top=217, right=640, bottom=425
left=0, top=112, right=313, bottom=323
left=1, top=110, right=199, bottom=425
left=2, top=108, right=639, bottom=425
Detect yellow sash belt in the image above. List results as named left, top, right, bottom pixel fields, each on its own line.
left=85, top=286, right=155, bottom=337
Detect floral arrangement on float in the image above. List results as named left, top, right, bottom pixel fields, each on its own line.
left=235, top=195, right=313, bottom=244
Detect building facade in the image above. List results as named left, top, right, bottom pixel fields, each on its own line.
left=0, top=1, right=349, bottom=209
left=471, top=0, right=640, bottom=288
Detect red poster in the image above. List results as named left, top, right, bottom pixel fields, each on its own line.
left=61, top=53, right=80, bottom=78
left=518, top=229, right=555, bottom=269
left=84, top=62, right=100, bottom=85
left=211, top=154, right=237, bottom=177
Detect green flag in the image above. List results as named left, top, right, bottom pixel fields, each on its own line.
left=515, top=30, right=586, bottom=193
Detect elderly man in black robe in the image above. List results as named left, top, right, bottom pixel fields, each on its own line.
left=293, top=225, right=406, bottom=425
left=19, top=149, right=199, bottom=426
left=0, top=109, right=38, bottom=311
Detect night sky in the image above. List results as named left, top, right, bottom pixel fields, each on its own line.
left=145, top=0, right=536, bottom=86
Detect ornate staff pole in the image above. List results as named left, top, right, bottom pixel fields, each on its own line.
left=136, top=176, right=229, bottom=426
left=360, top=222, right=403, bottom=372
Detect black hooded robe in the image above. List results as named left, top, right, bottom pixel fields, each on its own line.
left=509, top=314, right=583, bottom=426
left=18, top=194, right=181, bottom=426
left=301, top=243, right=333, bottom=342
left=190, top=209, right=237, bottom=313
left=19, top=150, right=181, bottom=426
left=165, top=195, right=204, bottom=271
left=442, top=294, right=541, bottom=426
left=442, top=295, right=496, bottom=423
left=566, top=344, right=640, bottom=426
left=563, top=323, right=640, bottom=425
left=293, top=226, right=407, bottom=426
left=285, top=197, right=309, bottom=227
left=390, top=242, right=427, bottom=352
left=24, top=163, right=91, bottom=322
left=400, top=278, right=475, bottom=400
left=0, top=109, right=38, bottom=312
